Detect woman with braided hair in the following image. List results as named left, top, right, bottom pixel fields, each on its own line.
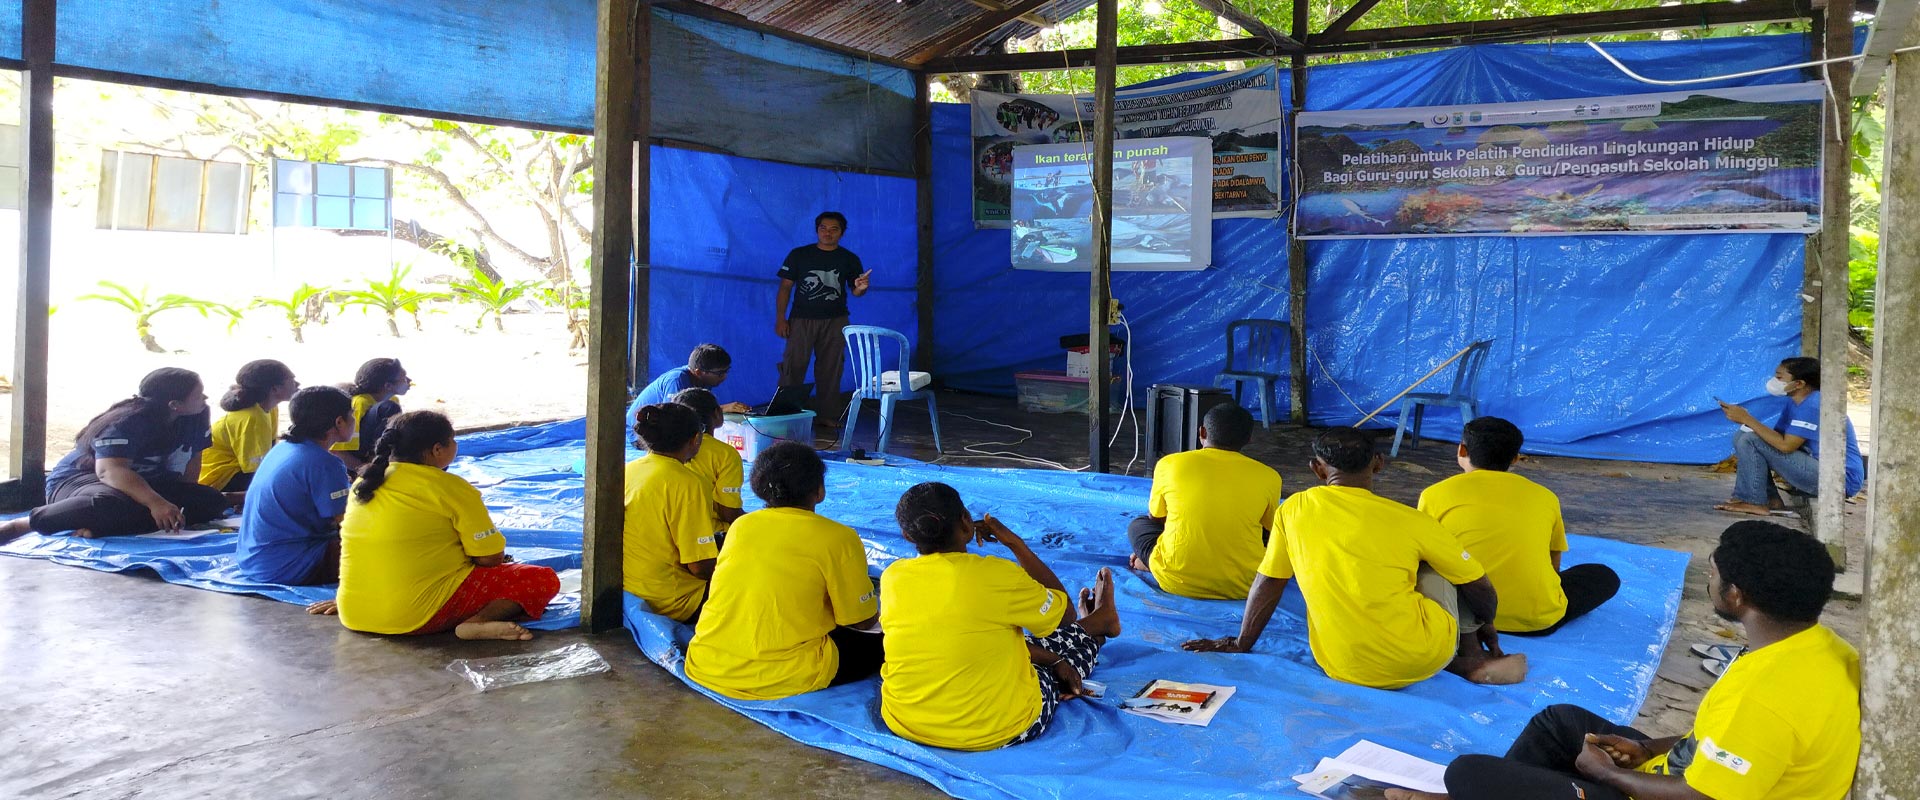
left=879, top=482, right=1123, bottom=751
left=323, top=410, right=558, bottom=641
left=0, top=368, right=227, bottom=542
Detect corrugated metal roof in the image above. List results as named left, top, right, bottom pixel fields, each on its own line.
left=687, top=0, right=1097, bottom=65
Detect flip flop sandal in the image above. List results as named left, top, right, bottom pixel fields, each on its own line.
left=1690, top=643, right=1744, bottom=661
left=1702, top=657, right=1728, bottom=678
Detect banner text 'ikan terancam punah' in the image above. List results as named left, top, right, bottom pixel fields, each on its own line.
left=973, top=65, right=1280, bottom=227
left=1293, top=83, right=1824, bottom=238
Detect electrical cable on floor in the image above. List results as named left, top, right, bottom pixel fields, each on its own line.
left=940, top=410, right=1087, bottom=472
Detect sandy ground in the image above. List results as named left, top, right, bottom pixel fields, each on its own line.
left=0, top=299, right=587, bottom=471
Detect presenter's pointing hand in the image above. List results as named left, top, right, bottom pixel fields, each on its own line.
left=854, top=270, right=872, bottom=293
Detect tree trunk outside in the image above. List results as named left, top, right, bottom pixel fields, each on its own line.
left=385, top=314, right=401, bottom=338
left=291, top=324, right=305, bottom=344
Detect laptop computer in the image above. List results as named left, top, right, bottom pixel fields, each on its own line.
left=750, top=383, right=811, bottom=417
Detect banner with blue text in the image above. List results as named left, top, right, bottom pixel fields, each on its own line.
left=1294, top=83, right=1824, bottom=239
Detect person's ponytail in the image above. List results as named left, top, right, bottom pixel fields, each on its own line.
left=352, top=432, right=398, bottom=503
left=350, top=410, right=454, bottom=503
left=221, top=359, right=294, bottom=413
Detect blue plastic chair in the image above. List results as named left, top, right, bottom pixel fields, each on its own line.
left=839, top=325, right=942, bottom=455
left=1391, top=339, right=1494, bottom=456
left=1213, top=319, right=1289, bottom=428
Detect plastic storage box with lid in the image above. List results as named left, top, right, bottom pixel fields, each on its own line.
left=1014, top=371, right=1126, bottom=414
left=715, top=411, right=816, bottom=461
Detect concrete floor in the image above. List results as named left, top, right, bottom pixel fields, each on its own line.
left=1, top=391, right=1865, bottom=799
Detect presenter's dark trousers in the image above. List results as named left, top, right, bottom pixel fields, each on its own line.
left=1507, top=563, right=1624, bottom=637
left=28, top=473, right=228, bottom=537
left=1443, top=704, right=1644, bottom=800
left=780, top=315, right=848, bottom=421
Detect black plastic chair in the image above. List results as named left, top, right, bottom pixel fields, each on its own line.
left=1213, top=319, right=1289, bottom=428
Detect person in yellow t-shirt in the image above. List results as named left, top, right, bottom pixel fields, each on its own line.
left=1125, top=404, right=1282, bottom=600
left=1398, top=521, right=1861, bottom=800
left=686, top=442, right=880, bottom=700
left=1418, top=417, right=1620, bottom=636
left=670, top=388, right=746, bottom=541
left=331, top=358, right=411, bottom=474
left=624, top=402, right=720, bottom=622
left=200, top=359, right=299, bottom=496
left=322, top=410, right=560, bottom=641
left=1185, top=427, right=1528, bottom=688
left=880, top=482, right=1123, bottom=751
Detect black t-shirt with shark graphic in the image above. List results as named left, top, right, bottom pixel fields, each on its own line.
left=779, top=244, right=863, bottom=320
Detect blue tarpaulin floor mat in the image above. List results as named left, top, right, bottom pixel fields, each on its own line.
left=0, top=421, right=602, bottom=631
left=1, top=419, right=1686, bottom=798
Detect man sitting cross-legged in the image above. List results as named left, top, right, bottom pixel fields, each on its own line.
left=1418, top=417, right=1620, bottom=637
left=1184, top=427, right=1527, bottom=689
left=1387, top=521, right=1859, bottom=800
left=1126, top=404, right=1283, bottom=600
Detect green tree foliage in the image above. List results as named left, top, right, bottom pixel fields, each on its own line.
left=76, top=280, right=223, bottom=353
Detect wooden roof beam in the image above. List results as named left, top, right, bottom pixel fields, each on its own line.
left=910, top=0, right=1057, bottom=63
left=1322, top=0, right=1385, bottom=37
left=1187, top=0, right=1302, bottom=50
left=1309, top=0, right=1811, bottom=52
left=1853, top=0, right=1920, bottom=95
left=963, top=0, right=1052, bottom=28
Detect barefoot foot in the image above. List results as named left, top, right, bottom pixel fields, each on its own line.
left=1077, top=567, right=1122, bottom=639
left=72, top=528, right=98, bottom=539
left=1464, top=653, right=1529, bottom=685
left=455, top=620, right=533, bottom=641
left=1713, top=501, right=1773, bottom=516
left=1127, top=553, right=1149, bottom=571
left=306, top=599, right=338, bottom=615
left=1384, top=790, right=1449, bottom=800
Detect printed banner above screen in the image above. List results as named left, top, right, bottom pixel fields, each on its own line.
left=1009, top=136, right=1212, bottom=272
left=1294, top=83, right=1824, bottom=238
left=973, top=65, right=1280, bottom=227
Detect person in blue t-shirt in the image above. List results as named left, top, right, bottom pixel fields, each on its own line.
left=1714, top=356, right=1865, bottom=516
left=236, top=386, right=357, bottom=586
left=627, top=344, right=748, bottom=447
left=0, top=368, right=228, bottom=542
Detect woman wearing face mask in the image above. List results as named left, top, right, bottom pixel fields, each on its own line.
left=1713, top=357, right=1864, bottom=516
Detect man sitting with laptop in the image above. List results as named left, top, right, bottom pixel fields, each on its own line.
left=630, top=344, right=750, bottom=447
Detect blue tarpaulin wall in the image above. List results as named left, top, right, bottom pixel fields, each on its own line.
left=934, top=32, right=1837, bottom=463
left=52, top=1, right=913, bottom=172
left=648, top=146, right=920, bottom=408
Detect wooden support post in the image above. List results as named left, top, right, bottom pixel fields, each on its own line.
left=914, top=73, right=935, bottom=373
left=1814, top=0, right=1854, bottom=551
left=1286, top=4, right=1309, bottom=425
left=9, top=0, right=53, bottom=496
left=1857, top=36, right=1920, bottom=799
left=1088, top=0, right=1116, bottom=474
left=582, top=0, right=645, bottom=633
left=1802, top=13, right=1829, bottom=359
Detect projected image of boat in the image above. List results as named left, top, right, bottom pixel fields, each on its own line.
left=1012, top=219, right=1089, bottom=267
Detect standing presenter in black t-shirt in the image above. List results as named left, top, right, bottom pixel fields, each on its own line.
left=776, top=211, right=870, bottom=427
